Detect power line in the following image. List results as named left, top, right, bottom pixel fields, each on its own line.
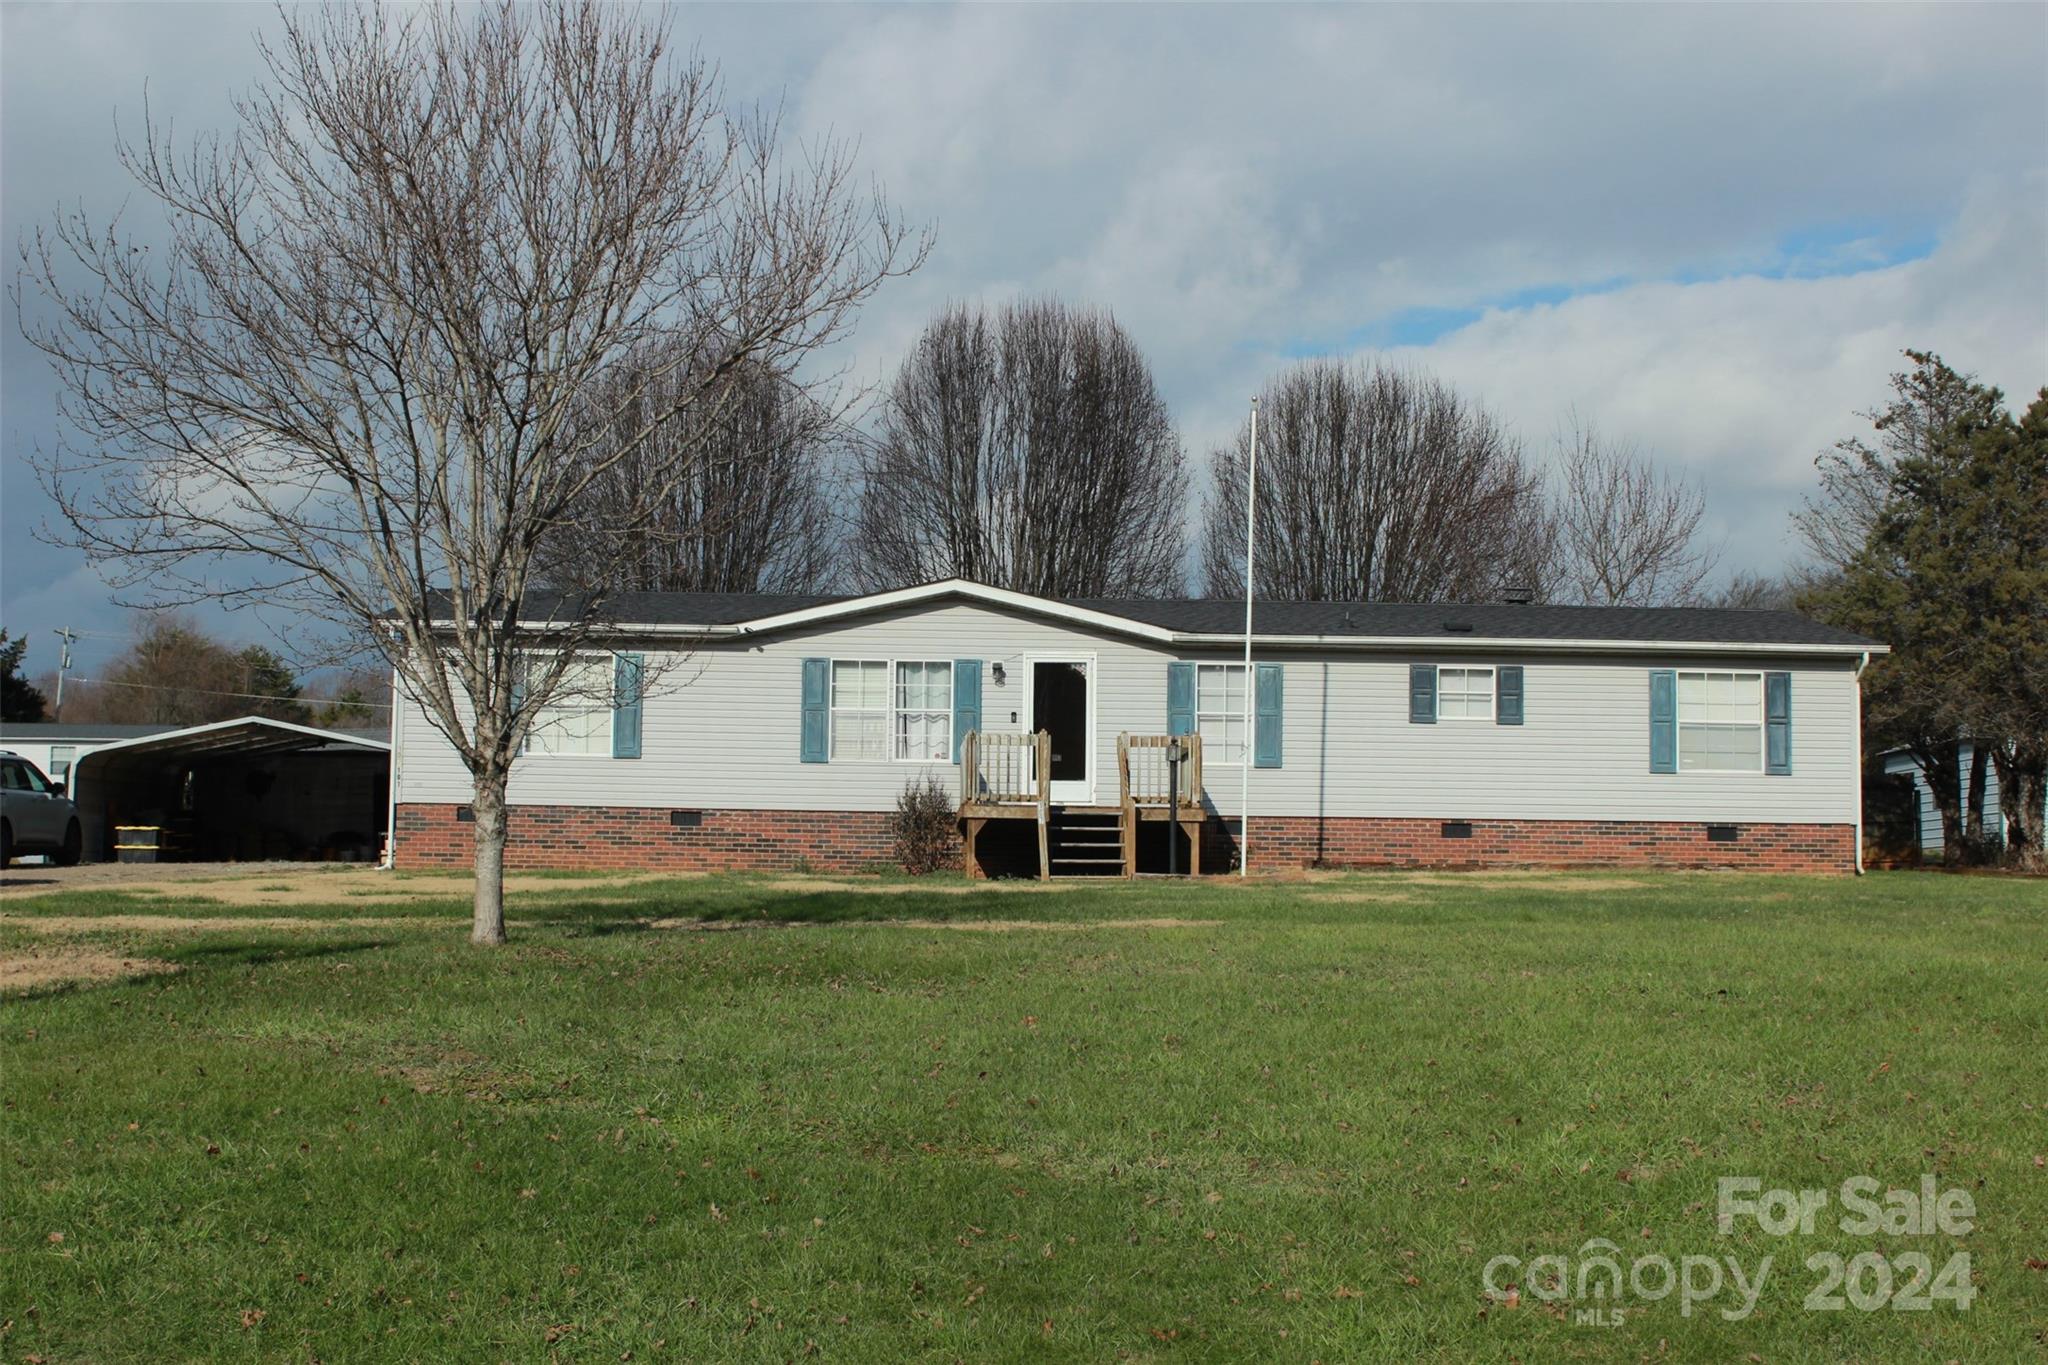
left=64, top=676, right=392, bottom=709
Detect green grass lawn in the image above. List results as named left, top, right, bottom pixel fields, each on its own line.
left=2, top=868, right=2044, bottom=1361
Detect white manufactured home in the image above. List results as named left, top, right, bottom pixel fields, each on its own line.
left=389, top=579, right=1885, bottom=876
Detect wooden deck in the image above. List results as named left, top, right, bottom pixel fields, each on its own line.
left=959, top=730, right=1205, bottom=879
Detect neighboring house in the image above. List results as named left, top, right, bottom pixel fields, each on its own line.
left=389, top=579, right=1885, bottom=876
left=1881, top=742, right=2042, bottom=859
left=0, top=722, right=176, bottom=790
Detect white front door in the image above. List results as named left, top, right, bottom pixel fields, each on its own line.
left=1028, top=656, right=1095, bottom=804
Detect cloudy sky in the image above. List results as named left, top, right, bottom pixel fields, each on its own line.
left=3, top=2, right=2044, bottom=686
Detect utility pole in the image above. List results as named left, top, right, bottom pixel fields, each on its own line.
left=51, top=627, right=76, bottom=721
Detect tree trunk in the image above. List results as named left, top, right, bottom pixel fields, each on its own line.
left=1963, top=742, right=1989, bottom=862
left=1916, top=742, right=1964, bottom=864
left=470, top=770, right=510, bottom=945
left=1994, top=741, right=2048, bottom=872
left=2017, top=765, right=2048, bottom=873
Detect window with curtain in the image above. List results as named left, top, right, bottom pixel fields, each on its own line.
left=894, top=661, right=952, bottom=761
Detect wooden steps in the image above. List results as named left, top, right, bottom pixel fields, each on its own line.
left=1047, top=809, right=1126, bottom=877
left=960, top=730, right=1207, bottom=879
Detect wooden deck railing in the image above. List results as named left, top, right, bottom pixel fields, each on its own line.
left=960, top=729, right=1206, bottom=878
left=1118, top=733, right=1204, bottom=874
left=960, top=729, right=1052, bottom=877
left=1119, top=732, right=1203, bottom=810
left=960, top=729, right=1050, bottom=810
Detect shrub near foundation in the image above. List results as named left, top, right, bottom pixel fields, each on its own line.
left=891, top=774, right=960, bottom=875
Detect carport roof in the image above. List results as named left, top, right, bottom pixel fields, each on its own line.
left=0, top=722, right=182, bottom=742
left=74, top=716, right=390, bottom=765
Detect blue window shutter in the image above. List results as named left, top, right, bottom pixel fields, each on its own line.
left=1649, top=669, right=1677, bottom=773
left=612, top=652, right=644, bottom=759
left=1496, top=665, right=1524, bottom=726
left=1253, top=663, right=1284, bottom=768
left=1765, top=671, right=1791, bottom=775
left=1409, top=664, right=1437, bottom=724
left=800, top=658, right=830, bottom=763
left=1166, top=662, right=1195, bottom=735
left=952, top=659, right=982, bottom=758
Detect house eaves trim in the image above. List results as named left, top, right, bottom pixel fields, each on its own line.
left=727, top=579, right=1183, bottom=644
left=1165, top=632, right=1889, bottom=659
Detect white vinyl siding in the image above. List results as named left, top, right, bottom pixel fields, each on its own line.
left=1678, top=671, right=1763, bottom=773
left=524, top=655, right=612, bottom=756
left=1437, top=666, right=1496, bottom=721
left=392, top=600, right=1861, bottom=828
left=894, top=661, right=952, bottom=761
left=1196, top=663, right=1248, bottom=765
left=830, top=660, right=889, bottom=760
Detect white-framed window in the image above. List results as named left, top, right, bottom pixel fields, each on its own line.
left=523, top=654, right=614, bottom=756
left=1677, top=671, right=1763, bottom=772
left=830, top=659, right=889, bottom=760
left=894, top=660, right=953, bottom=761
left=831, top=659, right=953, bottom=761
left=1196, top=663, right=1248, bottom=765
left=48, top=745, right=76, bottom=785
left=1437, top=666, right=1496, bottom=722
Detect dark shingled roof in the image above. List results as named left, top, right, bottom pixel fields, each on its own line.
left=506, top=585, right=1879, bottom=648
left=423, top=588, right=842, bottom=626
left=600, top=590, right=845, bottom=625
left=1065, top=597, right=1882, bottom=647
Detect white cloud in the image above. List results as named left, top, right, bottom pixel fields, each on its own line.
left=1376, top=174, right=2048, bottom=571
left=4, top=1, right=2045, bottom=618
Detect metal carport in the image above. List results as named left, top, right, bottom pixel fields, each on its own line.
left=69, top=717, right=390, bottom=863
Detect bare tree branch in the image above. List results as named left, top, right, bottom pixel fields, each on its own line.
left=15, top=0, right=924, bottom=941
left=1546, top=416, right=1720, bottom=607
left=1199, top=358, right=1550, bottom=603
left=853, top=298, right=1189, bottom=598
left=540, top=349, right=846, bottom=594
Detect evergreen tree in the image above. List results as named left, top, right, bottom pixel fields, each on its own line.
left=1805, top=354, right=2047, bottom=866
left=0, top=631, right=50, bottom=723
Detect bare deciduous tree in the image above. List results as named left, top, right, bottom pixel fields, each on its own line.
left=1700, top=569, right=1824, bottom=611
left=853, top=299, right=1188, bottom=597
left=542, top=351, right=843, bottom=595
left=1199, top=358, right=1549, bottom=602
left=1546, top=419, right=1720, bottom=607
left=17, top=0, right=920, bottom=942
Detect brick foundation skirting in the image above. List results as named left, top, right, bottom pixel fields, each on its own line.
left=393, top=803, right=897, bottom=873
left=394, top=803, right=1855, bottom=875
left=1206, top=815, right=1855, bottom=874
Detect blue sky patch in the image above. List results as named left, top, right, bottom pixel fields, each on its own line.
left=1282, top=220, right=1941, bottom=357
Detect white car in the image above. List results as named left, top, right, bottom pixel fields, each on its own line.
left=0, top=750, right=82, bottom=867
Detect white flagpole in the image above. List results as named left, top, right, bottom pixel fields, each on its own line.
left=1239, top=397, right=1258, bottom=877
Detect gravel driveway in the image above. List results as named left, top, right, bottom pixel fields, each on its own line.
left=0, top=860, right=379, bottom=896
